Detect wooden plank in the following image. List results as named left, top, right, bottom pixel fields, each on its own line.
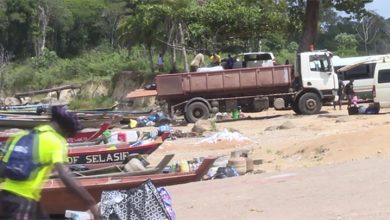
left=14, top=85, right=80, bottom=98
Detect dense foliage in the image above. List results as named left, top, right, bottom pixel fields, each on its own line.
left=0, top=0, right=388, bottom=95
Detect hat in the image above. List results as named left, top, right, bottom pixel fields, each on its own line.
left=51, top=106, right=81, bottom=135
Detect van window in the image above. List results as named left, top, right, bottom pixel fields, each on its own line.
left=378, top=69, right=390, bottom=83
left=309, top=55, right=331, bottom=72
left=335, top=63, right=376, bottom=80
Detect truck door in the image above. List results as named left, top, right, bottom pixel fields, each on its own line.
left=300, top=54, right=337, bottom=92
left=374, top=63, right=390, bottom=107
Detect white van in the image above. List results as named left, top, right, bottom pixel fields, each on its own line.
left=373, top=57, right=390, bottom=107
left=333, top=55, right=383, bottom=100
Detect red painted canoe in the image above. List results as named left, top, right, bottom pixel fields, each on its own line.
left=41, top=157, right=217, bottom=215
left=0, top=123, right=110, bottom=143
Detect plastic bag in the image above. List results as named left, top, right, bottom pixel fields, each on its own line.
left=213, top=166, right=240, bottom=179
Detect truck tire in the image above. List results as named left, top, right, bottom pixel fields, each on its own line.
left=186, top=102, right=210, bottom=123
left=298, top=92, right=322, bottom=115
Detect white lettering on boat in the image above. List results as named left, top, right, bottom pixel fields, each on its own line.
left=70, top=152, right=131, bottom=164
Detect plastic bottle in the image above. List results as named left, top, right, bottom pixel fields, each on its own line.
left=117, top=132, right=126, bottom=142
left=180, top=160, right=190, bottom=173
left=102, top=130, right=111, bottom=144
left=175, top=162, right=181, bottom=173
left=171, top=163, right=176, bottom=173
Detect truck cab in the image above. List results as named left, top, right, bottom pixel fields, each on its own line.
left=296, top=51, right=338, bottom=98
left=290, top=51, right=338, bottom=114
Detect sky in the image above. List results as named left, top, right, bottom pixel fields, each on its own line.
left=366, top=0, right=389, bottom=19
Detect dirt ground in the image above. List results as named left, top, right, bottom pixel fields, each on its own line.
left=147, top=105, right=390, bottom=173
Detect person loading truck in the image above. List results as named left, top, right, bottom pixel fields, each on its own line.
left=190, top=51, right=205, bottom=72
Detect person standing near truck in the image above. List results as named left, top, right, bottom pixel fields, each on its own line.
left=157, top=53, right=164, bottom=72
left=345, top=79, right=355, bottom=108
left=334, top=79, right=345, bottom=110
left=0, top=106, right=100, bottom=220
left=190, top=52, right=205, bottom=72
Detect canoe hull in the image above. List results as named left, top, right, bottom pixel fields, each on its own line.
left=41, top=157, right=216, bottom=214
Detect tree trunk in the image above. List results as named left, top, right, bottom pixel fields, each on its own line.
left=0, top=46, right=9, bottom=96
left=111, top=15, right=120, bottom=47
left=298, top=0, right=320, bottom=53
left=34, top=4, right=49, bottom=56
left=171, top=40, right=177, bottom=73
left=365, top=42, right=368, bottom=55
left=178, top=23, right=189, bottom=72
left=147, top=46, right=154, bottom=73
left=166, top=21, right=175, bottom=57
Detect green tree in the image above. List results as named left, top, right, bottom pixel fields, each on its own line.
left=334, top=33, right=358, bottom=56
left=184, top=0, right=289, bottom=53
left=62, top=0, right=107, bottom=56
left=118, top=2, right=172, bottom=72
left=354, top=13, right=381, bottom=55
left=298, top=0, right=372, bottom=52
left=3, top=0, right=38, bottom=58
left=44, top=0, right=74, bottom=57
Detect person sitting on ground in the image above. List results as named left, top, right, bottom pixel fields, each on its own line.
left=0, top=106, right=100, bottom=220
left=190, top=51, right=205, bottom=72
left=210, top=52, right=221, bottom=66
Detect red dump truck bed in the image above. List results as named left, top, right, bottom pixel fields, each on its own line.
left=155, top=65, right=293, bottom=101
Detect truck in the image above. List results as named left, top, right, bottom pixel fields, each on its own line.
left=154, top=50, right=338, bottom=123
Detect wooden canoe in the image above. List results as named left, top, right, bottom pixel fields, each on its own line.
left=0, top=117, right=114, bottom=129
left=0, top=113, right=122, bottom=129
left=0, top=123, right=110, bottom=143
left=72, top=154, right=175, bottom=179
left=40, top=157, right=217, bottom=215
left=67, top=138, right=164, bottom=169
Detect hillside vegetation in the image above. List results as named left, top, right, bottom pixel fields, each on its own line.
left=0, top=0, right=388, bottom=109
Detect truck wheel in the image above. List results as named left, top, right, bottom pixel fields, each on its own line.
left=186, top=102, right=210, bottom=123
left=298, top=92, right=322, bottom=115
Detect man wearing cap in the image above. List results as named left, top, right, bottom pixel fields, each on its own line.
left=0, top=106, right=100, bottom=219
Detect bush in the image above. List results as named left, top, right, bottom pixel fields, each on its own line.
left=68, top=95, right=115, bottom=110
left=4, top=44, right=150, bottom=94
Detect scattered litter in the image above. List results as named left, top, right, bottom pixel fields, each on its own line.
left=135, top=112, right=171, bottom=128
left=198, top=129, right=251, bottom=144
left=192, top=119, right=216, bottom=134
left=265, top=121, right=295, bottom=131
left=65, top=210, right=92, bottom=220
left=170, top=130, right=199, bottom=139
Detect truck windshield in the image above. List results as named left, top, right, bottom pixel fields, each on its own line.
left=309, top=55, right=331, bottom=72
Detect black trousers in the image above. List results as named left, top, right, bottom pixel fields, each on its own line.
left=0, top=190, right=49, bottom=220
